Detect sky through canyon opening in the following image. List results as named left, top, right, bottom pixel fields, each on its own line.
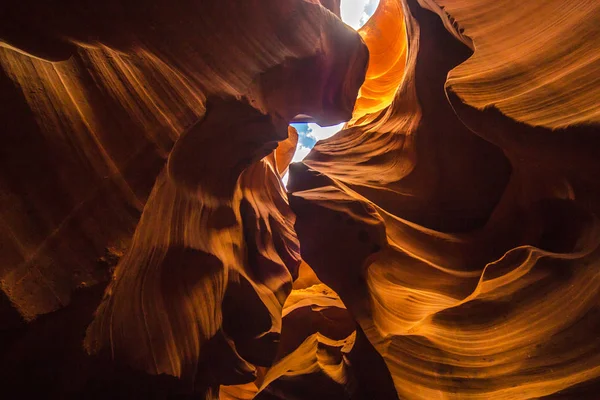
left=283, top=0, right=380, bottom=187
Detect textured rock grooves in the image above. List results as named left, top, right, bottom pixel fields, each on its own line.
left=0, top=0, right=599, bottom=398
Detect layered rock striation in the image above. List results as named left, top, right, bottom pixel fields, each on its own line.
left=1, top=0, right=599, bottom=398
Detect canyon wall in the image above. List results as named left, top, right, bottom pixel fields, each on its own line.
left=1, top=0, right=599, bottom=398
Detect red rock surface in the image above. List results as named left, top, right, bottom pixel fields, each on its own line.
left=1, top=0, right=599, bottom=398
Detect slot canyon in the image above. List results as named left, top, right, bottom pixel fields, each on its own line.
left=1, top=0, right=599, bottom=398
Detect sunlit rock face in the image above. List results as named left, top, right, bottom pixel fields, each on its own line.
left=1, top=0, right=599, bottom=398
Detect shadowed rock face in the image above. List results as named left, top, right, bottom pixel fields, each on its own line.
left=1, top=0, right=599, bottom=399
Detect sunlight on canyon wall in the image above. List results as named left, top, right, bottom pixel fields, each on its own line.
left=0, top=0, right=599, bottom=399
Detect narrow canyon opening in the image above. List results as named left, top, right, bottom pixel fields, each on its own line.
left=1, top=0, right=599, bottom=399
left=283, top=0, right=381, bottom=187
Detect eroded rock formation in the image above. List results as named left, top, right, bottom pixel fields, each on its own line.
left=1, top=0, right=599, bottom=398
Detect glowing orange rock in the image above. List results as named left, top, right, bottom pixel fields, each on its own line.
left=350, top=0, right=408, bottom=125
left=1, top=0, right=600, bottom=398
left=290, top=1, right=600, bottom=400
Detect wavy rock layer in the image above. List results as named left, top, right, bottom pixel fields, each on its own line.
left=0, top=0, right=366, bottom=319
left=1, top=0, right=600, bottom=399
left=290, top=0, right=600, bottom=399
